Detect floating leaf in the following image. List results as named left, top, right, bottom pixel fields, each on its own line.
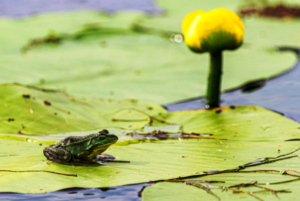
left=1, top=102, right=300, bottom=193
left=0, top=83, right=166, bottom=134
left=142, top=168, right=300, bottom=201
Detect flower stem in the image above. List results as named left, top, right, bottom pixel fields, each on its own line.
left=205, top=51, right=222, bottom=109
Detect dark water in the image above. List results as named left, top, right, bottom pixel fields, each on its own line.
left=1, top=1, right=300, bottom=200
left=0, top=183, right=152, bottom=201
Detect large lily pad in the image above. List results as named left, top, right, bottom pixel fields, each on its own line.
left=1, top=102, right=300, bottom=193
left=0, top=8, right=296, bottom=104
left=142, top=171, right=300, bottom=201
left=142, top=146, right=300, bottom=201
left=1, top=132, right=300, bottom=194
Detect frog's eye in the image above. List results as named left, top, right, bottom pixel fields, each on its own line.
left=98, top=129, right=108, bottom=138
left=98, top=131, right=107, bottom=138
left=98, top=133, right=106, bottom=138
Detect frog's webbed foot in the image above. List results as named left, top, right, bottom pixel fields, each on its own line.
left=88, top=154, right=115, bottom=165
left=77, top=151, right=99, bottom=163
left=77, top=152, right=115, bottom=165
left=43, top=146, right=72, bottom=163
left=96, top=154, right=116, bottom=162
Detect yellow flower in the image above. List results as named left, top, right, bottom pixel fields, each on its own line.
left=182, top=8, right=244, bottom=53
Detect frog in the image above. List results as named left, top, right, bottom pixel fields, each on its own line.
left=43, top=129, right=118, bottom=165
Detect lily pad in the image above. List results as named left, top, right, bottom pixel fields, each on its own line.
left=162, top=106, right=300, bottom=141
left=0, top=9, right=296, bottom=104
left=142, top=154, right=300, bottom=201
left=0, top=83, right=166, bottom=134
left=1, top=131, right=300, bottom=194
left=1, top=102, right=300, bottom=193
left=142, top=174, right=300, bottom=201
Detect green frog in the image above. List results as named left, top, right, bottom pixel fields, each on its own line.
left=43, top=129, right=118, bottom=165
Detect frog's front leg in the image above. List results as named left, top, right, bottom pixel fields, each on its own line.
left=77, top=150, right=97, bottom=163
left=43, top=146, right=72, bottom=163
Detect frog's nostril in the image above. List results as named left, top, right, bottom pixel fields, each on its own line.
left=110, top=135, right=118, bottom=143
left=114, top=135, right=119, bottom=141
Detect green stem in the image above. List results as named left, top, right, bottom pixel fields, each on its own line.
left=206, top=51, right=222, bottom=109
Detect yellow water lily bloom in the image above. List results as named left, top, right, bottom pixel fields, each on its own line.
left=182, top=8, right=244, bottom=53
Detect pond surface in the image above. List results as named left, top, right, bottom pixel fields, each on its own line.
left=1, top=1, right=300, bottom=200
left=0, top=183, right=152, bottom=200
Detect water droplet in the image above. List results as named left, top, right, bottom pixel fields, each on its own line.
left=174, top=34, right=183, bottom=43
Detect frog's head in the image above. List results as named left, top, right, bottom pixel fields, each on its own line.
left=87, top=129, right=118, bottom=158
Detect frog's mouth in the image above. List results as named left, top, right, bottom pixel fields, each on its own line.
left=88, top=138, right=118, bottom=158
left=93, top=142, right=113, bottom=152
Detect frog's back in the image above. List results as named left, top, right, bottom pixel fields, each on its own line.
left=56, top=134, right=97, bottom=155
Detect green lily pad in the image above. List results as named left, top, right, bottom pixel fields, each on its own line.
left=0, top=8, right=296, bottom=104
left=142, top=153, right=300, bottom=201
left=1, top=131, right=300, bottom=194
left=161, top=106, right=300, bottom=141
left=3, top=83, right=299, bottom=142
left=0, top=83, right=166, bottom=134
left=142, top=175, right=300, bottom=201
left=1, top=97, right=300, bottom=193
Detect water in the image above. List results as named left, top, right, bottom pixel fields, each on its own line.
left=0, top=183, right=152, bottom=200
